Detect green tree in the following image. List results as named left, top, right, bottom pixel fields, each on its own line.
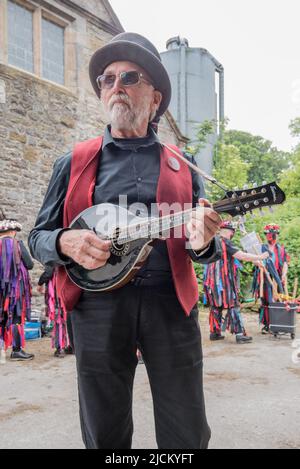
left=243, top=198, right=300, bottom=295
left=289, top=117, right=300, bottom=139
left=186, top=119, right=217, bottom=155
left=209, top=143, right=249, bottom=200
left=280, top=156, right=300, bottom=197
left=186, top=120, right=250, bottom=200
left=224, top=130, right=290, bottom=185
left=190, top=118, right=300, bottom=300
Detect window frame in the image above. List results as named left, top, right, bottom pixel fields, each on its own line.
left=6, top=0, right=35, bottom=74
left=0, top=0, right=73, bottom=89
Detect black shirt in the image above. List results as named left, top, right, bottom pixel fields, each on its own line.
left=222, top=238, right=240, bottom=258
left=29, top=125, right=218, bottom=277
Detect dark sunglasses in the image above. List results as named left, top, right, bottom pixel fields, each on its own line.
left=96, top=70, right=152, bottom=90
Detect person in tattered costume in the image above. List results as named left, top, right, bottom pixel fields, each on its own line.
left=38, top=265, right=74, bottom=357
left=0, top=212, right=34, bottom=361
left=204, top=221, right=269, bottom=344
left=252, top=224, right=288, bottom=333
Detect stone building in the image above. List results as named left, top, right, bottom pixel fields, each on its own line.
left=0, top=0, right=187, bottom=309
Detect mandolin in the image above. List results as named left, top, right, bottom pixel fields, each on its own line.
left=65, top=182, right=285, bottom=292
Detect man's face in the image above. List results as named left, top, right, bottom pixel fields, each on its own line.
left=266, top=232, right=278, bottom=245
left=100, top=61, right=162, bottom=133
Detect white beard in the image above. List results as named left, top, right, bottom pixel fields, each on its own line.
left=103, top=94, right=151, bottom=132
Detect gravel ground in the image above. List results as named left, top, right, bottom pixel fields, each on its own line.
left=0, top=311, right=299, bottom=449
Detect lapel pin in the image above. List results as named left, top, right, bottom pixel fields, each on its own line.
left=168, top=157, right=181, bottom=172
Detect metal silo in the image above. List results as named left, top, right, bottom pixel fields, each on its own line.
left=161, top=37, right=224, bottom=174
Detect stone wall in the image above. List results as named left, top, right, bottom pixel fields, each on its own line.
left=0, top=0, right=187, bottom=311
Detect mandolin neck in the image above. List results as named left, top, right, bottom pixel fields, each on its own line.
left=117, top=206, right=220, bottom=244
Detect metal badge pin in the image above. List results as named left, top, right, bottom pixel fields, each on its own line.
left=168, top=157, right=181, bottom=172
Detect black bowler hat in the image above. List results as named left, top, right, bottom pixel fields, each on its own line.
left=89, top=32, right=171, bottom=118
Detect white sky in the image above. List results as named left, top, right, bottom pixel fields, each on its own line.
left=109, top=0, right=300, bottom=152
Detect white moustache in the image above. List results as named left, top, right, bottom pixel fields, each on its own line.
left=109, top=94, right=131, bottom=111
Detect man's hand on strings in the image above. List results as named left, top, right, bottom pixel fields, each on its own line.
left=186, top=198, right=222, bottom=252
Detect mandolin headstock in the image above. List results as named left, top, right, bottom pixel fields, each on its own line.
left=213, top=182, right=286, bottom=218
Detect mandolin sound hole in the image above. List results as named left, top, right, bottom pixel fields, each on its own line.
left=111, top=241, right=130, bottom=257
left=110, top=228, right=130, bottom=257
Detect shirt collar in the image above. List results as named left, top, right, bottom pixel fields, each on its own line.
left=103, top=125, right=160, bottom=151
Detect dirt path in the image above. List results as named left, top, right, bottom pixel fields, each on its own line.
left=0, top=312, right=299, bottom=449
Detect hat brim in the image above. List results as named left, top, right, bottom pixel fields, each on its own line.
left=89, top=41, right=171, bottom=117
left=0, top=220, right=22, bottom=232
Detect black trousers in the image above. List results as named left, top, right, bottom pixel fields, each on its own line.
left=71, top=282, right=211, bottom=449
left=0, top=313, right=22, bottom=351
left=66, top=313, right=74, bottom=351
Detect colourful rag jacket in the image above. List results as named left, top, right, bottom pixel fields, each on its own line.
left=0, top=237, right=32, bottom=348
left=204, top=238, right=240, bottom=309
left=252, top=243, right=286, bottom=304
left=38, top=265, right=68, bottom=350
left=265, top=243, right=290, bottom=279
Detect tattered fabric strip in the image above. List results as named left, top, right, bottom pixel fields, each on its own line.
left=45, top=272, right=68, bottom=350
left=0, top=238, right=32, bottom=350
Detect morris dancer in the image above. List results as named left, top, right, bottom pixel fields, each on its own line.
left=204, top=221, right=269, bottom=343
left=0, top=212, right=34, bottom=361
left=38, top=266, right=73, bottom=357
left=252, top=224, right=289, bottom=333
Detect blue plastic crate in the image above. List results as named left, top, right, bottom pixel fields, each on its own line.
left=25, top=321, right=42, bottom=341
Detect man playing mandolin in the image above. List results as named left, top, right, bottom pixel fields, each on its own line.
left=29, top=33, right=223, bottom=449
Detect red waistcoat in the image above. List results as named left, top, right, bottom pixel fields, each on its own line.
left=56, top=136, right=199, bottom=316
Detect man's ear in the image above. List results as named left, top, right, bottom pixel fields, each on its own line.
left=153, top=90, right=162, bottom=108
left=150, top=91, right=162, bottom=121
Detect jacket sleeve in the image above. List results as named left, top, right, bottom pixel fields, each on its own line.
left=28, top=153, right=72, bottom=267
left=188, top=236, right=222, bottom=264
left=184, top=152, right=221, bottom=264
left=38, top=265, right=55, bottom=285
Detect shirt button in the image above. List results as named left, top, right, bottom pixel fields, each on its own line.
left=137, top=177, right=142, bottom=183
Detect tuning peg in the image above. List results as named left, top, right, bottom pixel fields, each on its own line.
left=262, top=181, right=267, bottom=186
left=253, top=182, right=258, bottom=188
left=250, top=210, right=255, bottom=219
left=269, top=206, right=274, bottom=214
left=259, top=208, right=265, bottom=216
left=243, top=184, right=249, bottom=190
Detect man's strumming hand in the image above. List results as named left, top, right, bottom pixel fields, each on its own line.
left=58, top=230, right=112, bottom=270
